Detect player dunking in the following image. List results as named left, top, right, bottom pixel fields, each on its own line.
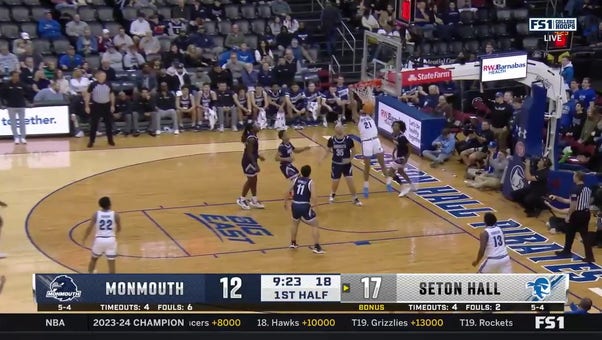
left=472, top=212, right=512, bottom=273
left=276, top=130, right=310, bottom=182
left=82, top=197, right=121, bottom=274
left=0, top=200, right=7, bottom=258
left=237, top=122, right=266, bottom=210
left=356, top=104, right=390, bottom=197
left=321, top=124, right=362, bottom=206
left=284, top=165, right=324, bottom=254
left=388, top=121, right=417, bottom=197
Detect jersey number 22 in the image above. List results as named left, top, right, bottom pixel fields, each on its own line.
left=99, top=219, right=113, bottom=231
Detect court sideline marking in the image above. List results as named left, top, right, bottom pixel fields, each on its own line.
left=296, top=130, right=600, bottom=310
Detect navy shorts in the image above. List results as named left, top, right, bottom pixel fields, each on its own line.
left=331, top=163, right=352, bottom=179
left=280, top=163, right=299, bottom=179
left=291, top=203, right=316, bottom=222
left=242, top=159, right=258, bottom=176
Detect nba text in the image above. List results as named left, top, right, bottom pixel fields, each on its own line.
left=419, top=281, right=500, bottom=295
left=187, top=214, right=273, bottom=244
left=470, top=219, right=602, bottom=283
left=106, top=281, right=184, bottom=296
left=415, top=186, right=495, bottom=218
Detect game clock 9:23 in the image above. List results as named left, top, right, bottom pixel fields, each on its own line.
left=265, top=275, right=335, bottom=288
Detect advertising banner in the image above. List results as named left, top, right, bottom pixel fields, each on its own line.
left=0, top=106, right=70, bottom=137
left=481, top=53, right=528, bottom=82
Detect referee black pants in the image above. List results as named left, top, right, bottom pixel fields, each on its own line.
left=563, top=210, right=595, bottom=261
left=89, top=102, right=114, bottom=144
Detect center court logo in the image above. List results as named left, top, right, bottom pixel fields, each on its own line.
left=526, top=277, right=551, bottom=301
left=186, top=214, right=273, bottom=244
left=46, top=275, right=82, bottom=302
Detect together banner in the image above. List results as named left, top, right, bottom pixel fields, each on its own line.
left=0, top=106, right=70, bottom=136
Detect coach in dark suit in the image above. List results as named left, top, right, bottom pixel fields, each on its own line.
left=84, top=70, right=115, bottom=148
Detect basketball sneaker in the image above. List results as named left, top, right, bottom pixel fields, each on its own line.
left=236, top=198, right=250, bottom=210
left=248, top=200, right=265, bottom=209
left=329, top=194, right=335, bottom=203
left=289, top=242, right=298, bottom=249
left=386, top=183, right=394, bottom=192
left=363, top=187, right=369, bottom=198
left=0, top=253, right=6, bottom=259
left=310, top=245, right=325, bottom=254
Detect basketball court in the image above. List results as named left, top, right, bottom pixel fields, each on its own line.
left=0, top=126, right=600, bottom=312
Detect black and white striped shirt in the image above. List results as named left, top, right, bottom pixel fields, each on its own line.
left=87, top=81, right=112, bottom=104
left=571, top=184, right=592, bottom=211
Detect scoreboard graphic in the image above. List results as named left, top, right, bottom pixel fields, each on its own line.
left=34, top=273, right=568, bottom=312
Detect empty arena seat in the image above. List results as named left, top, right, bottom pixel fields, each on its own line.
left=122, top=7, right=138, bottom=21
left=32, top=38, right=52, bottom=55
left=495, top=9, right=512, bottom=22
left=158, top=36, right=172, bottom=51
left=203, top=21, right=217, bottom=35
left=492, top=23, right=509, bottom=36
left=0, top=7, right=10, bottom=22
left=218, top=21, right=232, bottom=35
left=22, top=0, right=40, bottom=6
left=10, top=6, right=30, bottom=22
left=97, top=7, right=115, bottom=22
left=475, top=8, right=491, bottom=23
left=157, top=7, right=172, bottom=20
left=3, top=0, right=22, bottom=6
left=516, top=22, right=530, bottom=36
left=420, top=42, right=433, bottom=56
left=139, top=7, right=156, bottom=19
left=58, top=7, right=76, bottom=19
left=257, top=4, right=272, bottom=19
left=522, top=37, right=541, bottom=51
left=225, top=5, right=241, bottom=20
left=87, top=22, right=103, bottom=36
left=433, top=41, right=449, bottom=55
left=234, top=20, right=250, bottom=34
left=213, top=35, right=224, bottom=48
left=459, top=10, right=475, bottom=24
left=89, top=0, right=106, bottom=6
left=20, top=22, right=38, bottom=39
left=498, top=38, right=514, bottom=51
left=1, top=23, right=20, bottom=40
left=251, top=19, right=266, bottom=35
left=52, top=38, right=72, bottom=55
left=244, top=34, right=258, bottom=49
left=512, top=8, right=529, bottom=21
left=475, top=25, right=492, bottom=39
left=464, top=40, right=480, bottom=53
left=78, top=6, right=97, bottom=22
left=449, top=41, right=464, bottom=54
left=241, top=4, right=256, bottom=19
left=30, top=6, right=47, bottom=21
left=455, top=25, right=475, bottom=40
left=86, top=54, right=101, bottom=70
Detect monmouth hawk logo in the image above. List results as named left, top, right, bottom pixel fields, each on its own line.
left=46, top=275, right=82, bottom=302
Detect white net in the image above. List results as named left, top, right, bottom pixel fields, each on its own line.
left=350, top=79, right=381, bottom=104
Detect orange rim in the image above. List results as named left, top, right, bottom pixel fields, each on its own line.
left=351, top=79, right=383, bottom=89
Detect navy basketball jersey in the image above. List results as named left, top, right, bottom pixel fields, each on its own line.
left=336, top=85, right=349, bottom=101
left=238, top=92, right=247, bottom=107
left=278, top=142, right=295, bottom=165
left=200, top=91, right=213, bottom=108
left=254, top=89, right=265, bottom=107
left=244, top=133, right=259, bottom=161
left=287, top=89, right=306, bottom=109
left=267, top=88, right=283, bottom=104
left=394, top=132, right=410, bottom=159
left=179, top=93, right=192, bottom=109
left=321, top=90, right=339, bottom=107
left=327, top=136, right=354, bottom=164
left=292, top=176, right=312, bottom=203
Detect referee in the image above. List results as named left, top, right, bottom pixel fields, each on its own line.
left=84, top=70, right=115, bottom=148
left=549, top=171, right=595, bottom=263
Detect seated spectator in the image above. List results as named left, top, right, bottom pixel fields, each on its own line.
left=32, top=70, right=50, bottom=94
left=465, top=144, right=509, bottom=190
left=564, top=101, right=587, bottom=139
left=69, top=68, right=90, bottom=95
left=241, top=63, right=258, bottom=90
left=97, top=60, right=116, bottom=82
left=421, top=128, right=456, bottom=168
left=190, top=26, right=222, bottom=57
left=257, top=62, right=274, bottom=87
left=102, top=43, right=124, bottom=71
left=225, top=24, right=246, bottom=50
left=576, top=77, right=597, bottom=108
left=123, top=46, right=146, bottom=70
left=173, top=64, right=192, bottom=90
left=163, top=44, right=185, bottom=69
left=0, top=45, right=20, bottom=77
left=184, top=45, right=212, bottom=67
left=136, top=63, right=158, bottom=93
left=130, top=13, right=152, bottom=38
left=460, top=120, right=495, bottom=165
left=133, top=87, right=157, bottom=136
left=58, top=46, right=84, bottom=72
left=270, top=17, right=283, bottom=36
left=80, top=62, right=93, bottom=79
left=578, top=106, right=601, bottom=144
left=272, top=0, right=292, bottom=16
left=439, top=80, right=457, bottom=98
left=283, top=15, right=300, bottom=33
left=113, top=91, right=140, bottom=136
left=255, top=40, right=274, bottom=65
left=413, top=0, right=435, bottom=32
left=209, top=0, right=224, bottom=21
left=113, top=27, right=135, bottom=51
left=289, top=39, right=316, bottom=64
left=148, top=15, right=167, bottom=36
left=38, top=11, right=63, bottom=41
left=422, top=85, right=440, bottom=110
left=34, top=80, right=65, bottom=103
left=66, top=14, right=89, bottom=43
left=172, top=0, right=190, bottom=21
left=486, top=92, right=513, bottom=151
left=262, top=26, right=277, bottom=48
left=42, top=60, right=57, bottom=80
left=52, top=0, right=77, bottom=10
left=276, top=26, right=294, bottom=51
left=77, top=29, right=99, bottom=56
left=13, top=32, right=33, bottom=57
left=560, top=56, right=574, bottom=88
left=237, top=43, right=254, bottom=64
left=567, top=298, right=593, bottom=314
left=209, top=63, right=233, bottom=89
left=433, top=95, right=452, bottom=118
left=294, top=21, right=317, bottom=50
left=53, top=69, right=70, bottom=94
left=224, top=53, right=246, bottom=86
left=139, top=31, right=161, bottom=59
left=98, top=29, right=113, bottom=53
left=20, top=56, right=37, bottom=101
left=510, top=157, right=551, bottom=217
left=378, top=4, right=396, bottom=32
left=167, top=17, right=187, bottom=37
left=361, top=10, right=380, bottom=31
left=176, top=85, right=197, bottom=129
left=190, top=0, right=211, bottom=22
left=153, top=82, right=179, bottom=134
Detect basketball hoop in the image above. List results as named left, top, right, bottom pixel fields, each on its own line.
left=350, top=79, right=382, bottom=114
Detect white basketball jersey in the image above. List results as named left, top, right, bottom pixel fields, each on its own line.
left=95, top=210, right=116, bottom=238
left=358, top=114, right=378, bottom=140
left=484, top=226, right=508, bottom=258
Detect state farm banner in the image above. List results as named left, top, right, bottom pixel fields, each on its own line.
left=383, top=67, right=452, bottom=87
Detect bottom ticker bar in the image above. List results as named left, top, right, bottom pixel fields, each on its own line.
left=0, top=314, right=598, bottom=332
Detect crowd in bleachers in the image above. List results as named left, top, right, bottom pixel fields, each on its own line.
left=0, top=0, right=339, bottom=137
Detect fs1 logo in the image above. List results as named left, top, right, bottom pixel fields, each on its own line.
left=535, top=316, right=565, bottom=329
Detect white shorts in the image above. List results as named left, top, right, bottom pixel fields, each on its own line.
left=361, top=138, right=383, bottom=157
left=478, top=255, right=512, bottom=273
left=389, top=158, right=408, bottom=170
left=91, top=237, right=117, bottom=259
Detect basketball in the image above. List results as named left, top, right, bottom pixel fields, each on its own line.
left=362, top=101, right=375, bottom=114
